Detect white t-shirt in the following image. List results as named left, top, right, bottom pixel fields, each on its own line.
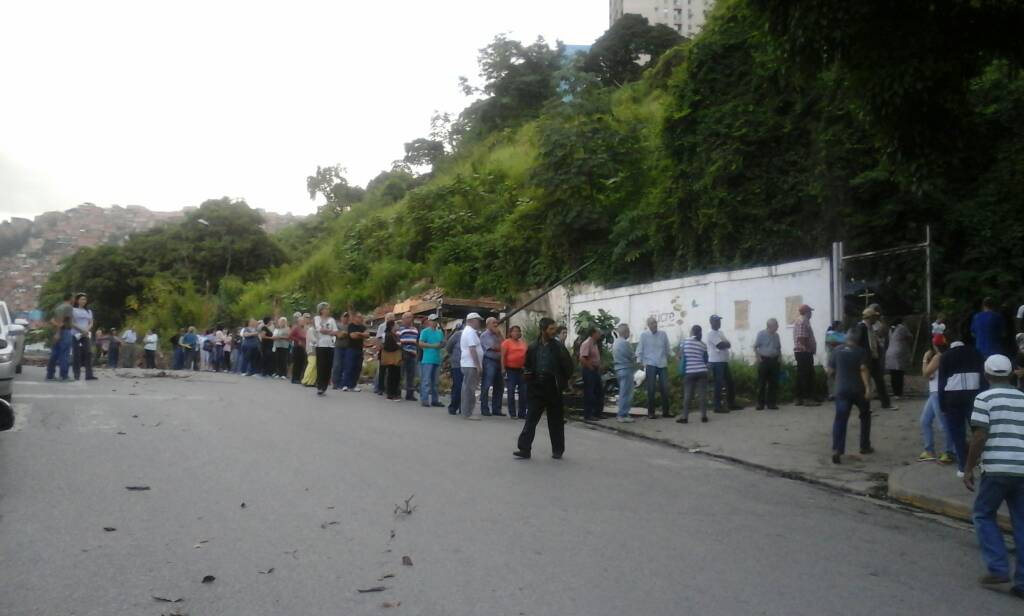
left=314, top=316, right=337, bottom=348
left=460, top=326, right=481, bottom=369
left=72, top=307, right=93, bottom=339
left=143, top=333, right=158, bottom=351
left=121, top=329, right=137, bottom=344
left=705, top=329, right=730, bottom=363
left=1017, top=304, right=1024, bottom=320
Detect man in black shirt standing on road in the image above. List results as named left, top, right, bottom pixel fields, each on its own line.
left=514, top=318, right=574, bottom=460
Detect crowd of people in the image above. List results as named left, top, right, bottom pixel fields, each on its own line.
left=39, top=289, right=1024, bottom=595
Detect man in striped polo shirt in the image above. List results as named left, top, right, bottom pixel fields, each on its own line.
left=398, top=312, right=420, bottom=401
left=963, top=354, right=1024, bottom=598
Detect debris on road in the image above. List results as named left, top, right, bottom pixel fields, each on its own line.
left=394, top=495, right=416, bottom=517
left=320, top=520, right=340, bottom=529
left=240, top=502, right=246, bottom=508
left=103, top=527, right=117, bottom=532
left=152, top=595, right=184, bottom=603
left=377, top=573, right=395, bottom=581
left=258, top=568, right=275, bottom=575
left=125, top=485, right=151, bottom=491
left=381, top=601, right=402, bottom=608
left=357, top=586, right=387, bottom=593
left=401, top=555, right=413, bottom=567
left=201, top=575, right=216, bottom=584
left=116, top=431, right=127, bottom=435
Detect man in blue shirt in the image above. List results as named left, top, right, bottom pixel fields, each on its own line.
left=418, top=315, right=445, bottom=408
left=972, top=297, right=1006, bottom=358
left=636, top=317, right=671, bottom=418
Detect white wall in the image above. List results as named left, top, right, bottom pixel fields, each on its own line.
left=568, top=258, right=833, bottom=364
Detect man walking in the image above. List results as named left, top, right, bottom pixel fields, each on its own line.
left=939, top=340, right=987, bottom=475
left=612, top=323, right=635, bottom=423
left=827, top=328, right=873, bottom=464
left=502, top=325, right=529, bottom=419
left=459, top=313, right=484, bottom=420
left=514, top=318, right=575, bottom=460
left=45, top=293, right=74, bottom=381
left=418, top=314, right=445, bottom=407
left=479, top=317, right=505, bottom=416
left=754, top=318, right=782, bottom=410
left=858, top=306, right=896, bottom=410
left=398, top=312, right=419, bottom=401
left=793, top=304, right=820, bottom=406
left=963, top=354, right=1024, bottom=599
left=706, top=314, right=741, bottom=413
left=445, top=322, right=464, bottom=415
left=636, top=317, right=671, bottom=419
left=579, top=326, right=605, bottom=421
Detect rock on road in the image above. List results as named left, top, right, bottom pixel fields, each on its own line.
left=0, top=367, right=1016, bottom=615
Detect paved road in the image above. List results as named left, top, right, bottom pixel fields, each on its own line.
left=0, top=367, right=1017, bottom=615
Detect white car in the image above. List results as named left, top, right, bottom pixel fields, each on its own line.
left=0, top=301, right=26, bottom=429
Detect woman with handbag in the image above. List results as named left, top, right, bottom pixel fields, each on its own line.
left=380, top=319, right=403, bottom=401
left=313, top=303, right=338, bottom=395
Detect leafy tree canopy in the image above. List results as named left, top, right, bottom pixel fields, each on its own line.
left=582, top=13, right=685, bottom=86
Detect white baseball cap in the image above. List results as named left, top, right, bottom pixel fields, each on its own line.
left=427, top=313, right=438, bottom=321
left=984, top=354, right=1013, bottom=377
left=466, top=312, right=483, bottom=321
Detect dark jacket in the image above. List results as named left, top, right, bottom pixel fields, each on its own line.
left=524, top=338, right=574, bottom=390
left=938, top=343, right=987, bottom=411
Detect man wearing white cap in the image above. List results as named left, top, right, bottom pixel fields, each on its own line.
left=418, top=314, right=445, bottom=408
left=963, top=354, right=1024, bottom=598
left=459, top=313, right=484, bottom=420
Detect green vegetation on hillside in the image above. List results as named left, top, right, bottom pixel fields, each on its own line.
left=44, top=1, right=1024, bottom=338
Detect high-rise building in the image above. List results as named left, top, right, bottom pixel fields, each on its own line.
left=609, top=0, right=716, bottom=37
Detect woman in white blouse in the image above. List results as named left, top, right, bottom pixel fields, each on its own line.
left=143, top=329, right=159, bottom=369
left=314, top=302, right=338, bottom=395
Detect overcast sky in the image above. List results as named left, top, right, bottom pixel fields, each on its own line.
left=0, top=1, right=607, bottom=222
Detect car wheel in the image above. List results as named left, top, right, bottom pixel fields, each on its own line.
left=0, top=395, right=13, bottom=431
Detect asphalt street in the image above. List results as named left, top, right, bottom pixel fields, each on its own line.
left=0, top=366, right=1018, bottom=616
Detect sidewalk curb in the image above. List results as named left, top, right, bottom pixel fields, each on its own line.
left=887, top=465, right=1011, bottom=531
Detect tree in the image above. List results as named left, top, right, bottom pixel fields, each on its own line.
left=583, top=14, right=685, bottom=86
left=402, top=138, right=446, bottom=172
left=306, top=165, right=365, bottom=215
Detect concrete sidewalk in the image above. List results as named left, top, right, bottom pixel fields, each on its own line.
left=583, top=394, right=1010, bottom=527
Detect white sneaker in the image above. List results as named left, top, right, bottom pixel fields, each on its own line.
left=616, top=417, right=635, bottom=423
left=956, top=470, right=965, bottom=478
left=341, top=387, right=349, bottom=392
left=350, top=387, right=361, bottom=392
left=465, top=415, right=481, bottom=421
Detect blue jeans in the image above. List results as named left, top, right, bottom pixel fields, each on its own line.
left=920, top=392, right=953, bottom=455
left=973, top=474, right=1024, bottom=589
left=582, top=367, right=603, bottom=419
left=645, top=366, right=669, bottom=415
left=172, top=347, right=184, bottom=370
left=616, top=368, right=634, bottom=418
left=833, top=395, right=871, bottom=454
left=332, top=347, right=347, bottom=388
left=46, top=330, right=73, bottom=379
left=709, top=362, right=736, bottom=411
left=448, top=365, right=463, bottom=414
left=107, top=346, right=119, bottom=369
left=401, top=351, right=418, bottom=396
left=420, top=362, right=440, bottom=405
left=480, top=357, right=503, bottom=415
left=944, top=401, right=972, bottom=472
left=213, top=346, right=224, bottom=371
left=241, top=342, right=259, bottom=375
left=344, top=348, right=363, bottom=389
left=506, top=368, right=528, bottom=418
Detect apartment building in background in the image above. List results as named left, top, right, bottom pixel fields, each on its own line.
left=610, top=0, right=715, bottom=37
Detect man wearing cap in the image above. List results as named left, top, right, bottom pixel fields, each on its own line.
left=479, top=317, right=506, bottom=416
left=418, top=314, right=445, bottom=408
left=459, top=313, right=484, bottom=420
left=857, top=306, right=896, bottom=410
left=706, top=314, right=741, bottom=413
left=962, top=354, right=1024, bottom=598
left=793, top=304, right=819, bottom=406
left=445, top=322, right=464, bottom=415
left=636, top=317, right=671, bottom=419
left=939, top=339, right=988, bottom=475
left=754, top=318, right=782, bottom=410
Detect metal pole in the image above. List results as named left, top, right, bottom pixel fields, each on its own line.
left=925, top=225, right=932, bottom=319
left=500, top=257, right=597, bottom=326
left=831, top=241, right=844, bottom=323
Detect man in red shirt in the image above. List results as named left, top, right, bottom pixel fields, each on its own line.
left=793, top=304, right=820, bottom=406
left=579, top=327, right=605, bottom=421
left=502, top=325, right=529, bottom=419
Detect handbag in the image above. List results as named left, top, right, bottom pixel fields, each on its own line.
left=380, top=349, right=402, bottom=366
